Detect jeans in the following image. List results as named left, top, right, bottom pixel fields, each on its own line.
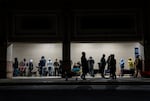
left=48, top=67, right=53, bottom=76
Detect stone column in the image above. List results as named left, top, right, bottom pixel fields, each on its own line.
left=0, top=42, right=7, bottom=79
left=143, top=2, right=150, bottom=71
left=61, top=6, right=72, bottom=79
left=0, top=2, right=7, bottom=78
left=6, top=44, right=13, bottom=78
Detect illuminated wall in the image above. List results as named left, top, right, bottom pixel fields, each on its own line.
left=7, top=42, right=144, bottom=77
left=7, top=44, right=13, bottom=78
left=7, top=43, right=62, bottom=74
left=71, top=42, right=144, bottom=74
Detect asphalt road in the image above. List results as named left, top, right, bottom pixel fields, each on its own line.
left=0, top=87, right=149, bottom=101
left=0, top=77, right=150, bottom=101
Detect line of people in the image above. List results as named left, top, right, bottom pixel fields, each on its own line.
left=79, top=52, right=143, bottom=80
left=119, top=55, right=143, bottom=78
left=80, top=52, right=117, bottom=80
left=13, top=57, right=62, bottom=77
left=13, top=53, right=143, bottom=79
left=38, top=56, right=61, bottom=76
left=13, top=58, right=32, bottom=76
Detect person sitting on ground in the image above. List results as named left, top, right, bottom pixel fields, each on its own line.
left=72, top=62, right=81, bottom=80
left=72, top=63, right=80, bottom=73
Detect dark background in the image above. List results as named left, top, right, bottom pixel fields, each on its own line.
left=0, top=0, right=150, bottom=100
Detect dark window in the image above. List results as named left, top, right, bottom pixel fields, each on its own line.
left=21, top=16, right=55, bottom=30
left=79, top=15, right=135, bottom=29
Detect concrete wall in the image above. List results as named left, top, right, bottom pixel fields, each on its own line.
left=71, top=42, right=144, bottom=74
left=11, top=43, right=62, bottom=69
left=7, top=42, right=144, bottom=76
left=7, top=44, right=13, bottom=78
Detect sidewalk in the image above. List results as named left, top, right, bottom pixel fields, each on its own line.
left=1, top=76, right=150, bottom=91
left=0, top=75, right=150, bottom=86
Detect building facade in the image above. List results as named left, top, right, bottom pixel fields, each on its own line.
left=0, top=0, right=150, bottom=78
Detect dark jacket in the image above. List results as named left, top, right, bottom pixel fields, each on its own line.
left=81, top=56, right=88, bottom=73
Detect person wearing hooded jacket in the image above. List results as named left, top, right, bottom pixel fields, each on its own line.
left=47, top=58, right=54, bottom=76
left=128, top=57, right=135, bottom=76
left=119, top=58, right=125, bottom=76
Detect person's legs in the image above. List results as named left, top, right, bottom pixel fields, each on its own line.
left=13, top=68, right=17, bottom=76
left=130, top=69, right=135, bottom=76
left=48, top=67, right=52, bottom=76
left=81, top=72, right=86, bottom=80
left=121, top=68, right=124, bottom=76
left=139, top=70, right=142, bottom=77
left=56, top=68, right=59, bottom=76
left=135, top=69, right=142, bottom=78
left=41, top=66, right=44, bottom=76
left=101, top=67, right=105, bottom=78
left=39, top=67, right=42, bottom=76
left=112, top=71, right=115, bottom=79
left=54, top=68, right=57, bottom=76
left=134, top=68, right=138, bottom=78
left=91, top=67, right=94, bottom=77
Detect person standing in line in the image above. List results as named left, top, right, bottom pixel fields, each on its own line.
left=19, top=60, right=26, bottom=76
left=28, top=59, right=33, bottom=76
left=13, top=57, right=19, bottom=76
left=128, top=58, right=135, bottom=76
left=106, top=55, right=111, bottom=76
left=100, top=54, right=106, bottom=78
left=88, top=56, right=95, bottom=77
left=134, top=55, right=142, bottom=78
left=39, top=56, right=46, bottom=76
left=53, top=59, right=60, bottom=76
left=23, top=58, right=28, bottom=76
left=109, top=54, right=116, bottom=79
left=47, top=58, right=54, bottom=76
left=59, top=60, right=63, bottom=76
left=119, top=58, right=125, bottom=77
left=81, top=52, right=88, bottom=80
